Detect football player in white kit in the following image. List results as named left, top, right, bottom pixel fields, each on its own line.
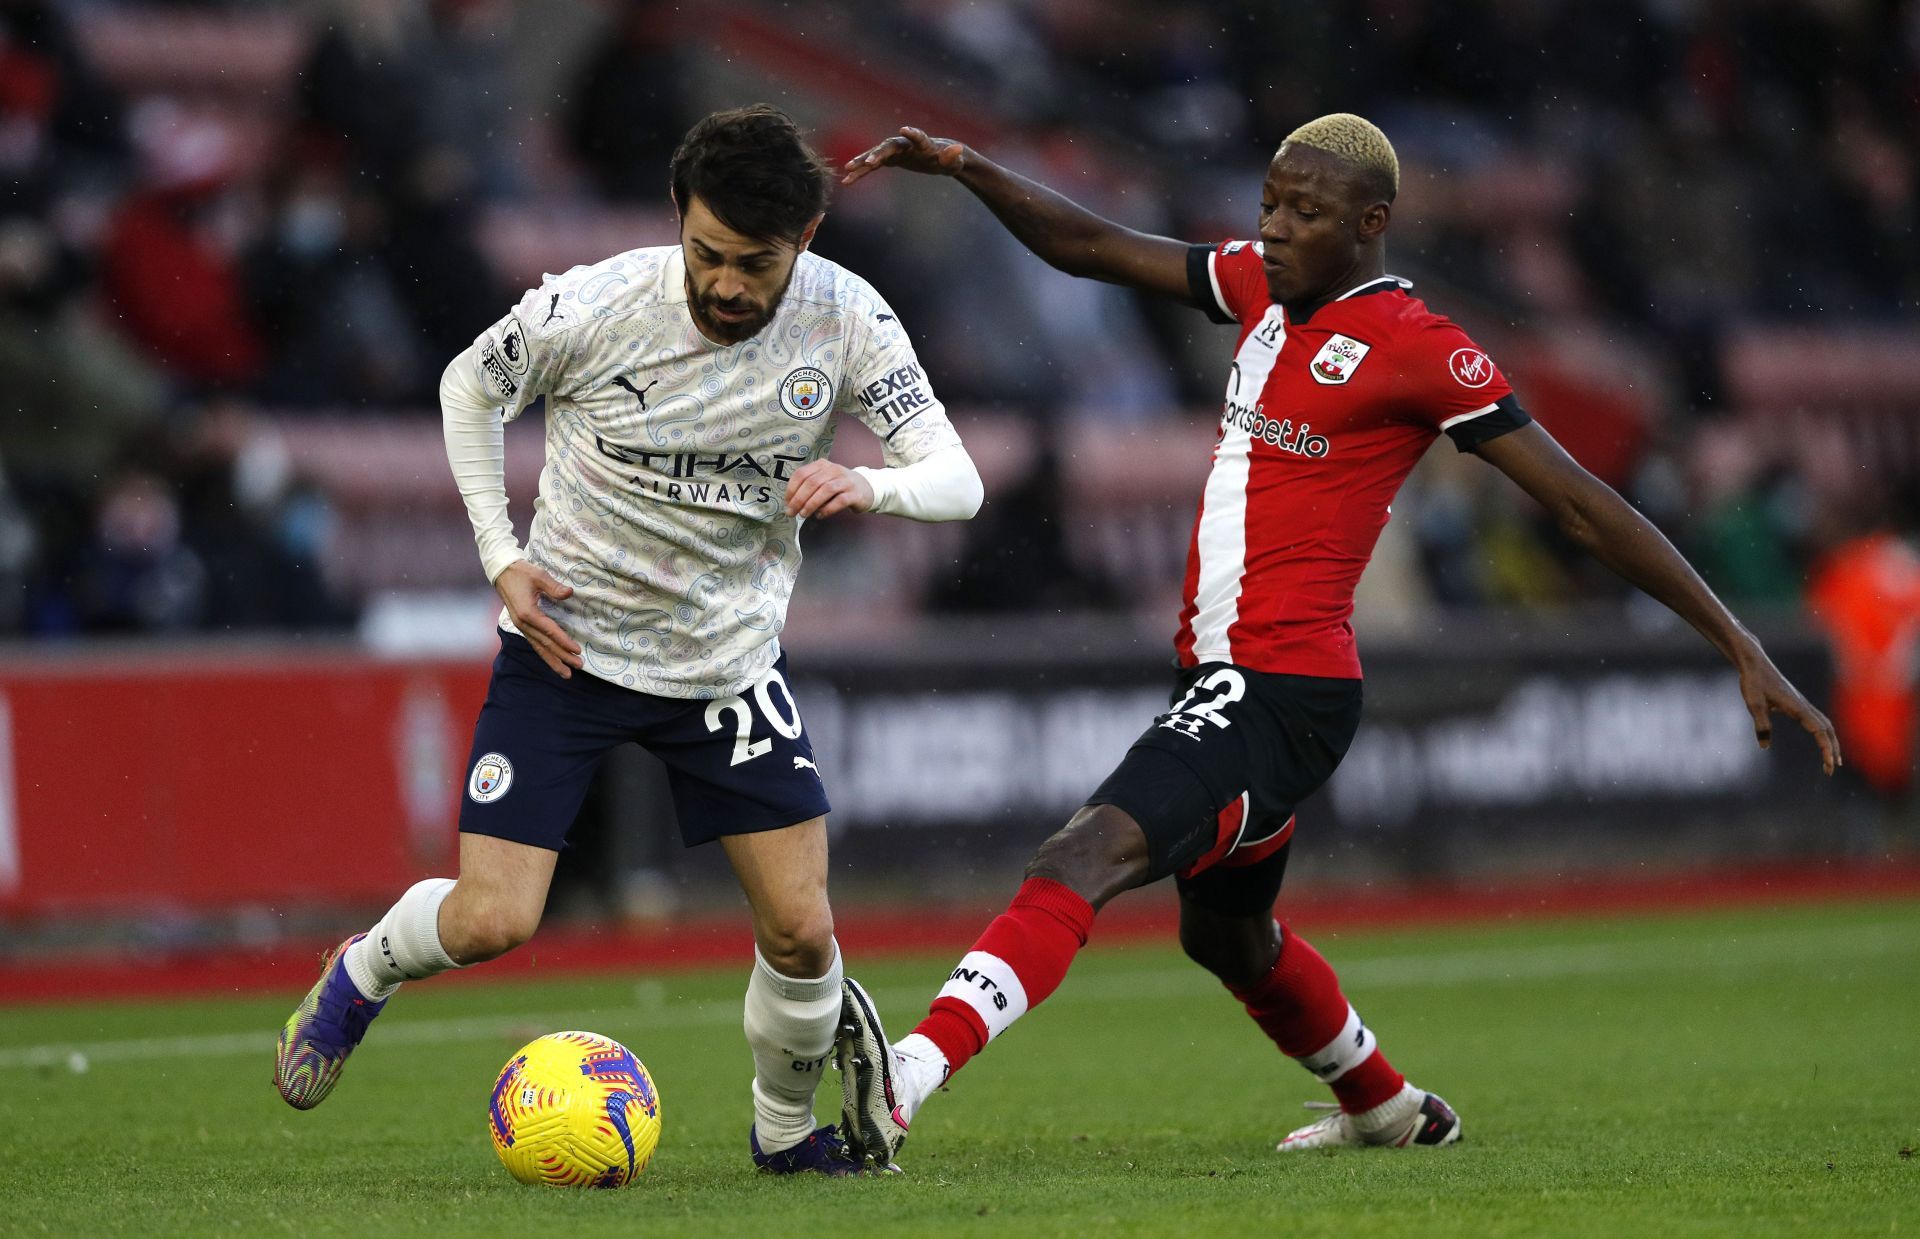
left=275, top=106, right=984, bottom=1176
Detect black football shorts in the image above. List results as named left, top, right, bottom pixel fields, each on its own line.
left=1085, top=661, right=1363, bottom=891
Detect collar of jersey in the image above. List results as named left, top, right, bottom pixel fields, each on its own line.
left=1284, top=274, right=1411, bottom=326
left=1335, top=274, right=1412, bottom=301
left=664, top=248, right=690, bottom=303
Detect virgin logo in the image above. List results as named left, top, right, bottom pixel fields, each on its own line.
left=1449, top=348, right=1494, bottom=388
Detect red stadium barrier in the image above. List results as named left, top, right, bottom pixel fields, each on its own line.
left=0, top=620, right=1861, bottom=932
left=0, top=648, right=489, bottom=917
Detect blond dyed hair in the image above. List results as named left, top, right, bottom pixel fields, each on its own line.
left=1282, top=113, right=1399, bottom=201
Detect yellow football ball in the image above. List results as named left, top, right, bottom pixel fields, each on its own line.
left=488, top=1031, right=662, bottom=1188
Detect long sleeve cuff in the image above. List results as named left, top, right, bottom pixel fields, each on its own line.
left=854, top=445, right=984, bottom=522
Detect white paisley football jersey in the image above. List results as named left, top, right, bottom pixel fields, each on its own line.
left=470, top=246, right=961, bottom=699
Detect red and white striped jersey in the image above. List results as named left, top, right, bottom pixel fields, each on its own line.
left=1175, top=240, right=1531, bottom=679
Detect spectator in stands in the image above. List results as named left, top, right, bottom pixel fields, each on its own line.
left=0, top=0, right=161, bottom=485
left=245, top=150, right=421, bottom=406
left=3, top=0, right=1913, bottom=637
left=417, top=0, right=522, bottom=201
left=298, top=0, right=432, bottom=193
left=98, top=104, right=263, bottom=390
left=0, top=455, right=32, bottom=634
left=932, top=435, right=1119, bottom=615
left=0, top=0, right=128, bottom=188
left=297, top=0, right=503, bottom=385
left=1687, top=424, right=1811, bottom=608
left=169, top=401, right=357, bottom=632
left=0, top=163, right=165, bottom=487
left=563, top=0, right=694, bottom=201
left=73, top=466, right=207, bottom=634
left=1807, top=488, right=1920, bottom=851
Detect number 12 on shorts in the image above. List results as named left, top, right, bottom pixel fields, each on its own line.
left=703, top=668, right=804, bottom=766
left=1159, top=667, right=1245, bottom=740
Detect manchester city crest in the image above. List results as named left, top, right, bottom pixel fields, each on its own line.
left=779, top=367, right=832, bottom=420
left=468, top=752, right=514, bottom=804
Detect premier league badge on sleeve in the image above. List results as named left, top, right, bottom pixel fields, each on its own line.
left=498, top=324, right=531, bottom=376
left=779, top=367, right=832, bottom=420
left=1309, top=334, right=1371, bottom=385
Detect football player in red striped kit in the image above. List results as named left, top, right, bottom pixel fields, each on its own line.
left=832, top=114, right=1840, bottom=1163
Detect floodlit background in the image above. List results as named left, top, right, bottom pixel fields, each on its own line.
left=1, top=0, right=1916, bottom=960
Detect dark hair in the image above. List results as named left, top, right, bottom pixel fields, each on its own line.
left=669, top=105, right=831, bottom=244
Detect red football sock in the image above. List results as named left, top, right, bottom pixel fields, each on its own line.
left=912, top=877, right=1095, bottom=1076
left=1226, top=924, right=1405, bottom=1114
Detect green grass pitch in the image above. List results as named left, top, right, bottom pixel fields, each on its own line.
left=2, top=899, right=1914, bottom=1237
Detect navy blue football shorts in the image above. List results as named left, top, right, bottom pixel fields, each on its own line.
left=458, top=631, right=831, bottom=852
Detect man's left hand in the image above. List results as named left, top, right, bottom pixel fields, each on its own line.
left=1734, top=643, right=1842, bottom=775
left=785, top=460, right=875, bottom=519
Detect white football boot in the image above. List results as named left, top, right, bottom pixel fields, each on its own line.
left=1276, top=1084, right=1462, bottom=1152
left=835, top=977, right=946, bottom=1169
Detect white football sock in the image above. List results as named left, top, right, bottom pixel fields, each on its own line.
left=1353, top=1083, right=1423, bottom=1136
left=343, top=878, right=459, bottom=1002
left=743, top=942, right=842, bottom=1153
left=890, top=1032, right=951, bottom=1124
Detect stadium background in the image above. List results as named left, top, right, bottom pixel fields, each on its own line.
left=1, top=0, right=1916, bottom=982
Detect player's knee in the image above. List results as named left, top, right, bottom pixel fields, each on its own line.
left=1024, top=805, right=1152, bottom=910
left=755, top=907, right=836, bottom=978
left=1178, top=908, right=1278, bottom=988
left=1177, top=920, right=1256, bottom=986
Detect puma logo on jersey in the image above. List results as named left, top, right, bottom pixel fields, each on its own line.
left=793, top=756, right=818, bottom=773
left=543, top=293, right=563, bottom=325
left=611, top=375, right=661, bottom=410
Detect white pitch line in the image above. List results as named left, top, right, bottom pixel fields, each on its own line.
left=0, top=919, right=1912, bottom=1072
left=0, top=1004, right=741, bottom=1072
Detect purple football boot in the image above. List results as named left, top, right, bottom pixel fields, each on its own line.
left=274, top=934, right=386, bottom=1110
left=749, top=1123, right=873, bottom=1176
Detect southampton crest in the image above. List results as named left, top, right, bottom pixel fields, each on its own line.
left=1309, top=334, right=1371, bottom=385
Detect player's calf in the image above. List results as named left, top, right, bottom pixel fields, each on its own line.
left=742, top=941, right=844, bottom=1157
left=436, top=895, right=542, bottom=965
left=836, top=807, right=1146, bottom=1142
left=429, top=856, right=552, bottom=966
left=1177, top=901, right=1282, bottom=988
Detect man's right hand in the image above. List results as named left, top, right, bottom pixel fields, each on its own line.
left=842, top=127, right=968, bottom=185
left=494, top=560, right=584, bottom=679
left=840, top=124, right=1194, bottom=303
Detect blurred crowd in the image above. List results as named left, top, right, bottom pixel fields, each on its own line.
left=1, top=0, right=1917, bottom=653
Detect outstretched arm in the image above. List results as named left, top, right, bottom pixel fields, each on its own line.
left=1476, top=423, right=1840, bottom=773
left=843, top=127, right=1193, bottom=300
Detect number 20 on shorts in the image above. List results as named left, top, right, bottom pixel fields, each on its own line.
left=702, top=668, right=804, bottom=766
